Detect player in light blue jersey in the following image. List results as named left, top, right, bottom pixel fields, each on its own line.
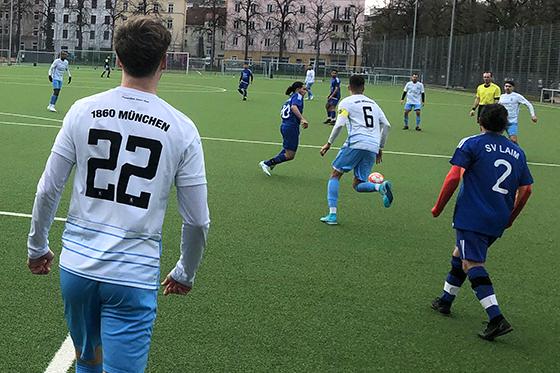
left=238, top=63, right=254, bottom=101
left=259, top=81, right=308, bottom=175
left=47, top=50, right=72, bottom=112
left=319, top=75, right=393, bottom=225
left=400, top=73, right=425, bottom=130
left=431, top=104, right=533, bottom=340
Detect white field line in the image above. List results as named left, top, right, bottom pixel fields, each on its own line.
left=0, top=210, right=66, bottom=221
left=0, top=114, right=558, bottom=168
left=43, top=334, right=75, bottom=373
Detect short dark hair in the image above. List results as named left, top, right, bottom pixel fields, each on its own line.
left=479, top=104, right=508, bottom=133
left=114, top=16, right=171, bottom=78
left=331, top=69, right=338, bottom=73
left=349, top=75, right=365, bottom=91
left=504, top=80, right=515, bottom=86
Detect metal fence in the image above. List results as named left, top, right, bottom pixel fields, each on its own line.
left=366, top=23, right=560, bottom=97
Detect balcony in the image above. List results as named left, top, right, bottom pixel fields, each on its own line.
left=330, top=31, right=349, bottom=40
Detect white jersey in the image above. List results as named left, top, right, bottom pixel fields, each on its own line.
left=51, top=86, right=206, bottom=290
left=305, top=69, right=315, bottom=84
left=329, top=94, right=391, bottom=154
left=48, top=58, right=71, bottom=81
left=403, top=81, right=424, bottom=105
left=498, top=92, right=535, bottom=124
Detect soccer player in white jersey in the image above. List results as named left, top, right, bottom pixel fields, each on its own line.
left=27, top=17, right=210, bottom=373
left=47, top=50, right=72, bottom=112
left=400, top=73, right=425, bottom=131
left=304, top=64, right=315, bottom=100
left=319, top=75, right=393, bottom=225
left=498, top=81, right=538, bottom=143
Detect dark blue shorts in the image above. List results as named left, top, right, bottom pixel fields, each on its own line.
left=239, top=81, right=249, bottom=89
left=280, top=124, right=300, bottom=151
left=328, top=98, right=339, bottom=107
left=456, top=229, right=498, bottom=263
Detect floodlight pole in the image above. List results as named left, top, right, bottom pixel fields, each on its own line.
left=8, top=0, right=14, bottom=64
left=445, top=0, right=457, bottom=88
left=409, top=0, right=418, bottom=73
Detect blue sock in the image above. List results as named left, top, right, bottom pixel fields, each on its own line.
left=416, top=115, right=421, bottom=127
left=327, top=177, right=340, bottom=209
left=468, top=266, right=502, bottom=321
left=76, top=361, right=103, bottom=373
left=264, top=150, right=287, bottom=166
left=354, top=181, right=378, bottom=193
left=440, top=256, right=466, bottom=303
left=404, top=115, right=409, bottom=126
left=50, top=95, right=57, bottom=105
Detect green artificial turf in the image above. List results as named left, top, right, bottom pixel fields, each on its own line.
left=0, top=66, right=559, bottom=372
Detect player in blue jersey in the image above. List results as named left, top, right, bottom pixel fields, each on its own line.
left=259, top=81, right=308, bottom=175
left=238, top=63, right=254, bottom=101
left=324, top=69, right=341, bottom=125
left=47, top=50, right=72, bottom=112
left=430, top=104, right=533, bottom=341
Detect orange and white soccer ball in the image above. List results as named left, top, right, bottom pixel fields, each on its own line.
left=368, top=172, right=384, bottom=184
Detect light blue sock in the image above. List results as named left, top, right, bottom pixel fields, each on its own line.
left=354, top=181, right=378, bottom=193
left=404, top=115, right=409, bottom=126
left=76, top=361, right=102, bottom=373
left=416, top=115, right=421, bottom=127
left=327, top=177, right=340, bottom=209
left=50, top=95, right=57, bottom=105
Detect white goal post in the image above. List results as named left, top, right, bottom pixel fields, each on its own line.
left=165, top=52, right=190, bottom=74
left=540, top=88, right=560, bottom=104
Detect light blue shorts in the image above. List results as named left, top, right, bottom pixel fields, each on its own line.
left=404, top=103, right=422, bottom=111
left=332, top=147, right=377, bottom=182
left=52, top=79, right=63, bottom=89
left=60, top=268, right=157, bottom=372
left=507, top=122, right=518, bottom=136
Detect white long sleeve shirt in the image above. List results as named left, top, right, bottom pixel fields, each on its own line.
left=48, top=58, right=71, bottom=81
left=305, top=69, right=315, bottom=84
left=498, top=92, right=536, bottom=124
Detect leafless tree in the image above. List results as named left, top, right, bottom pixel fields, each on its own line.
left=107, top=0, right=129, bottom=49
left=229, top=0, right=261, bottom=61
left=267, top=0, right=298, bottom=61
left=195, top=0, right=226, bottom=67
left=68, top=0, right=89, bottom=51
left=36, top=0, right=56, bottom=51
left=348, top=2, right=365, bottom=69
left=131, top=0, right=161, bottom=15
left=305, top=0, right=333, bottom=71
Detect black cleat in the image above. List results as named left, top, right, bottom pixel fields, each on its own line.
left=431, top=297, right=451, bottom=315
left=478, top=317, right=513, bottom=341
left=402, top=126, right=409, bottom=130
left=323, top=118, right=332, bottom=124
left=415, top=126, right=422, bottom=131
left=243, top=97, right=247, bottom=101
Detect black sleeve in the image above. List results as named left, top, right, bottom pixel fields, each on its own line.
left=401, top=91, right=407, bottom=100
left=421, top=92, right=425, bottom=102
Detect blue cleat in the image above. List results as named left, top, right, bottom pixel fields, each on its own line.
left=379, top=181, right=393, bottom=208
left=320, top=213, right=338, bottom=225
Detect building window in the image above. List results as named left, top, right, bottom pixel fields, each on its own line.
left=297, top=39, right=303, bottom=49
left=343, top=24, right=349, bottom=33
left=248, top=38, right=253, bottom=46
left=167, top=19, right=173, bottom=29
left=342, top=41, right=348, bottom=52
left=333, top=24, right=338, bottom=32
left=250, top=3, right=256, bottom=13
left=334, top=6, right=340, bottom=19
left=344, top=7, right=350, bottom=20
left=123, top=1, right=128, bottom=11
left=233, top=37, right=238, bottom=46
left=104, top=30, right=110, bottom=40
left=154, top=3, right=159, bottom=12
left=168, top=3, right=173, bottom=13
left=32, top=41, right=38, bottom=50
left=105, top=16, right=110, bottom=24
left=105, top=0, right=112, bottom=9
left=61, top=46, right=68, bottom=50
left=267, top=4, right=273, bottom=12
left=298, top=23, right=304, bottom=32
left=265, top=21, right=271, bottom=30
left=299, top=5, right=305, bottom=14
left=331, top=41, right=337, bottom=51
left=233, top=20, right=239, bottom=29
left=231, top=55, right=237, bottom=60
left=34, top=11, right=39, bottom=20
left=234, top=2, right=240, bottom=12
left=76, top=30, right=80, bottom=38
left=63, top=14, right=69, bottom=23
left=90, top=30, right=95, bottom=39
left=91, top=15, right=96, bottom=24
left=63, top=0, right=69, bottom=8
left=62, top=29, right=68, bottom=39
left=92, top=0, right=97, bottom=8
left=248, top=21, right=254, bottom=30
left=220, top=41, right=225, bottom=49
left=33, top=27, right=39, bottom=36
left=318, top=5, right=322, bottom=13
left=264, top=38, right=270, bottom=47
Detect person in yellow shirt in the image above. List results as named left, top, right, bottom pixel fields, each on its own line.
left=469, top=72, right=501, bottom=122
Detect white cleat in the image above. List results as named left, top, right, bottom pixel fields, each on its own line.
left=259, top=161, right=272, bottom=176
left=47, top=105, right=57, bottom=112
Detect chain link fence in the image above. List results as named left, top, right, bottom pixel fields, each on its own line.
left=366, top=23, right=560, bottom=97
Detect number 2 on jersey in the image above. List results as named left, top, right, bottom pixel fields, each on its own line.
left=86, top=128, right=162, bottom=209
left=492, top=159, right=512, bottom=195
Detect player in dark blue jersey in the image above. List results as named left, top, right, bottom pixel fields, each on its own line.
left=324, top=69, right=341, bottom=125
left=259, top=81, right=308, bottom=175
left=430, top=104, right=533, bottom=341
left=238, top=63, right=254, bottom=101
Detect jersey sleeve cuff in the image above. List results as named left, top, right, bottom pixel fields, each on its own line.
left=175, top=176, right=207, bottom=188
